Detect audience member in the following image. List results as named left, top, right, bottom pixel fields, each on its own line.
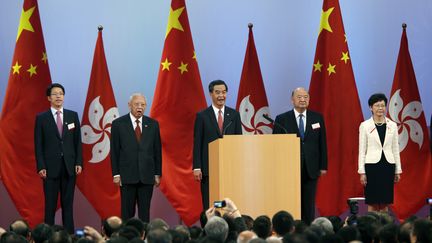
left=147, top=228, right=172, bottom=243
left=252, top=216, right=272, bottom=239
left=237, top=230, right=257, bottom=243
left=311, top=217, right=333, bottom=235
left=272, top=211, right=294, bottom=237
left=102, top=216, right=123, bottom=239
left=204, top=217, right=229, bottom=242
left=125, top=218, right=146, bottom=240
left=32, top=223, right=53, bottom=243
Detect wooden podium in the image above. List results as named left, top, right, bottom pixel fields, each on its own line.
left=209, top=134, right=301, bottom=219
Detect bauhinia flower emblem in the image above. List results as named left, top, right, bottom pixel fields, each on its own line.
left=239, top=95, right=272, bottom=134
left=81, top=96, right=119, bottom=163
left=388, top=89, right=424, bottom=152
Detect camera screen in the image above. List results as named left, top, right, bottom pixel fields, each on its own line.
left=75, top=229, right=84, bottom=237
left=214, top=200, right=226, bottom=208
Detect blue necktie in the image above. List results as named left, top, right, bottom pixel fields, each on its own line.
left=299, top=114, right=305, bottom=140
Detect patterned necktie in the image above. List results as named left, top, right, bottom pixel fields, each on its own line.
left=218, top=109, right=223, bottom=133
left=135, top=119, right=141, bottom=142
left=56, top=110, right=63, bottom=136
left=299, top=114, right=305, bottom=140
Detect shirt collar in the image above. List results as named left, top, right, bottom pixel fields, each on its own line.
left=212, top=105, right=225, bottom=114
left=293, top=109, right=307, bottom=119
left=129, top=113, right=143, bottom=123
left=50, top=107, right=63, bottom=116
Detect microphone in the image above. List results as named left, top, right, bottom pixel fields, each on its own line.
left=263, top=114, right=288, bottom=134
left=222, top=120, right=233, bottom=137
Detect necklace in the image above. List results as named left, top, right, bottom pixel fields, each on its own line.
left=374, top=120, right=386, bottom=126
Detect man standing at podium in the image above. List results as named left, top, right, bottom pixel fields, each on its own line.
left=273, top=87, right=328, bottom=225
left=193, top=80, right=242, bottom=209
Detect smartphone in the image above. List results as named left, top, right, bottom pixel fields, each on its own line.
left=75, top=229, right=84, bottom=238
left=214, top=200, right=226, bottom=208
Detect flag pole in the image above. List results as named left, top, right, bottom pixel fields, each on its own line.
left=248, top=23, right=253, bottom=29
left=98, top=25, right=103, bottom=31
left=402, top=23, right=407, bottom=29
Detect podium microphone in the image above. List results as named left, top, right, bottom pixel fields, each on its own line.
left=221, top=120, right=233, bottom=137
left=263, top=114, right=288, bottom=134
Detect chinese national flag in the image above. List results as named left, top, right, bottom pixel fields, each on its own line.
left=76, top=28, right=121, bottom=219
left=150, top=0, right=206, bottom=225
left=388, top=25, right=432, bottom=219
left=236, top=24, right=273, bottom=135
left=309, top=0, right=363, bottom=216
left=0, top=0, right=52, bottom=227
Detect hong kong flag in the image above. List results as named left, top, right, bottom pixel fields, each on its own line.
left=77, top=27, right=121, bottom=219
left=388, top=24, right=432, bottom=219
left=236, top=24, right=273, bottom=134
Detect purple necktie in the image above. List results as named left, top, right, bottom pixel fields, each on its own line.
left=56, top=110, right=63, bottom=136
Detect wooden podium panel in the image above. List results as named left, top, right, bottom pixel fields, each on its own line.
left=209, top=134, right=300, bottom=219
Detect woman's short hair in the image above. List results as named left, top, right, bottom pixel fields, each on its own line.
left=368, top=93, right=387, bottom=107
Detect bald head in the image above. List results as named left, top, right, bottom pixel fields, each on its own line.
left=237, top=230, right=257, bottom=243
left=103, top=216, right=123, bottom=238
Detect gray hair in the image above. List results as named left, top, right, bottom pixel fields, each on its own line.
left=129, top=93, right=146, bottom=102
left=311, top=217, right=334, bottom=235
left=204, top=216, right=229, bottom=242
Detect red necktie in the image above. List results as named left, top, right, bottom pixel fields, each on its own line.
left=218, top=109, right=223, bottom=133
left=56, top=110, right=63, bottom=136
left=135, top=119, right=141, bottom=142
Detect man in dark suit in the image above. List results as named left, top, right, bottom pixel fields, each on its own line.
left=34, top=83, right=83, bottom=233
left=193, top=80, right=242, bottom=209
left=110, top=93, right=162, bottom=222
left=273, top=87, right=328, bottom=225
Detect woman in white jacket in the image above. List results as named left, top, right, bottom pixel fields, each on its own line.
left=358, top=93, right=402, bottom=212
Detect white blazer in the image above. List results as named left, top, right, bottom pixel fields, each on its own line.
left=358, top=117, right=402, bottom=174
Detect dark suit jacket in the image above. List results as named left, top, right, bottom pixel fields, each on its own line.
left=34, top=109, right=83, bottom=178
left=193, top=106, right=242, bottom=176
left=110, top=114, right=162, bottom=185
left=273, top=109, right=327, bottom=179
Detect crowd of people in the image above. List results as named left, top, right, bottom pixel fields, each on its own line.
left=1, top=198, right=432, bottom=243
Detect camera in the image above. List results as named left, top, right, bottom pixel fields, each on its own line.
left=347, top=199, right=359, bottom=215
left=346, top=197, right=364, bottom=226
left=214, top=200, right=226, bottom=208
left=75, top=229, right=84, bottom=238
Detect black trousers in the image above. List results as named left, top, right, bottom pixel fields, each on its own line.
left=120, top=182, right=153, bottom=222
left=43, top=160, right=75, bottom=234
left=301, top=168, right=318, bottom=225
left=200, top=176, right=209, bottom=210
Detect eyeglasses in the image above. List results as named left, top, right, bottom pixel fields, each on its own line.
left=50, top=93, right=64, bottom=96
left=373, top=104, right=386, bottom=108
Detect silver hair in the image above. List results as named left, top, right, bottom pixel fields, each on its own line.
left=129, top=93, right=146, bottom=102
left=204, top=216, right=229, bottom=242
left=311, top=217, right=334, bottom=235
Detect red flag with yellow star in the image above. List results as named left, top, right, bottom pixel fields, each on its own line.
left=308, top=0, right=363, bottom=216
left=0, top=0, right=52, bottom=227
left=150, top=0, right=206, bottom=225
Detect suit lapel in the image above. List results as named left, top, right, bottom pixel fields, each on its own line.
left=125, top=114, right=138, bottom=144
left=46, top=110, right=62, bottom=139
left=288, top=110, right=299, bottom=135
left=141, top=116, right=149, bottom=144
left=382, top=117, right=392, bottom=147
left=206, top=106, right=221, bottom=136
left=367, top=118, right=382, bottom=147
left=223, top=108, right=233, bottom=133
left=304, top=110, right=312, bottom=139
